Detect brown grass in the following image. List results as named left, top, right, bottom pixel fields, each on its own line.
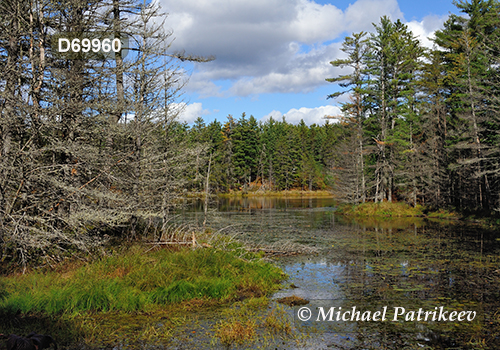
left=218, top=189, right=333, bottom=198
left=214, top=318, right=257, bottom=347
left=264, top=306, right=292, bottom=334
left=235, top=284, right=264, bottom=301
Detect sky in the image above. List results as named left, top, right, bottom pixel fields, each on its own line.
left=155, top=0, right=461, bottom=126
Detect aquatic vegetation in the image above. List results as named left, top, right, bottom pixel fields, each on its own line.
left=214, top=318, right=257, bottom=347
left=263, top=305, right=292, bottom=335
left=337, top=202, right=424, bottom=217
left=276, top=295, right=309, bottom=306
left=426, top=208, right=460, bottom=219
left=0, top=244, right=284, bottom=316
left=211, top=297, right=295, bottom=348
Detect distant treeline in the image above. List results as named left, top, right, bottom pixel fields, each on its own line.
left=183, top=114, right=339, bottom=192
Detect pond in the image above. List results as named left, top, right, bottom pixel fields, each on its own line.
left=172, top=196, right=500, bottom=349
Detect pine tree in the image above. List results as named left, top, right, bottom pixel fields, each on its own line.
left=326, top=31, right=370, bottom=202
left=418, top=50, right=449, bottom=207
left=232, top=113, right=259, bottom=187
left=365, top=17, right=424, bottom=203
left=434, top=0, right=500, bottom=210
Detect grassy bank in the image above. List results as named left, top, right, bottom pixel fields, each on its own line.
left=217, top=189, right=333, bottom=198
left=0, top=245, right=284, bottom=316
left=0, top=239, right=287, bottom=347
left=335, top=202, right=500, bottom=224
left=337, top=202, right=425, bottom=217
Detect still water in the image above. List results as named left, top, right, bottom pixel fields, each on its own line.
left=173, top=197, right=500, bottom=349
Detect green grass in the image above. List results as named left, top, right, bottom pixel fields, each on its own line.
left=0, top=245, right=285, bottom=316
left=337, top=202, right=424, bottom=217
left=426, top=208, right=460, bottom=219
left=337, top=202, right=478, bottom=222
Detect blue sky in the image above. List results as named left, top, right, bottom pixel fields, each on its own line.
left=157, top=0, right=460, bottom=126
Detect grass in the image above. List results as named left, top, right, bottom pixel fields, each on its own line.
left=337, top=201, right=424, bottom=217
left=426, top=208, right=461, bottom=219
left=0, top=229, right=288, bottom=348
left=214, top=318, right=258, bottom=347
left=217, top=189, right=333, bottom=198
left=263, top=305, right=292, bottom=335
left=213, top=304, right=292, bottom=348
left=0, top=244, right=285, bottom=316
left=336, top=202, right=498, bottom=224
left=212, top=297, right=294, bottom=348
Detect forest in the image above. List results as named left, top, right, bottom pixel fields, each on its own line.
left=0, top=0, right=499, bottom=266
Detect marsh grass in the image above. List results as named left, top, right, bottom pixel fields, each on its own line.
left=426, top=208, right=460, bottom=219
left=218, top=189, right=333, bottom=198
left=214, top=318, right=257, bottom=347
left=0, top=243, right=284, bottom=317
left=338, top=202, right=424, bottom=217
left=212, top=298, right=295, bottom=348
left=263, top=305, right=292, bottom=335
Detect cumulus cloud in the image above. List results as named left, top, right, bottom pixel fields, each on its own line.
left=159, top=0, right=406, bottom=97
left=406, top=14, right=449, bottom=49
left=344, top=0, right=403, bottom=33
left=170, top=102, right=210, bottom=123
left=262, top=105, right=342, bottom=125
left=263, top=109, right=284, bottom=121
left=229, top=42, right=344, bottom=95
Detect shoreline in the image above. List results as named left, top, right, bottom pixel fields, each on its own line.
left=336, top=201, right=500, bottom=228
left=217, top=189, right=333, bottom=198
left=0, top=241, right=287, bottom=348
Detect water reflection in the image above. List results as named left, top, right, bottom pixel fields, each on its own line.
left=176, top=197, right=500, bottom=349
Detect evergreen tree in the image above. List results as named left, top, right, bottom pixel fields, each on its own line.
left=417, top=50, right=449, bottom=207
left=327, top=31, right=370, bottom=202
left=232, top=113, right=259, bottom=187
left=434, top=0, right=500, bottom=210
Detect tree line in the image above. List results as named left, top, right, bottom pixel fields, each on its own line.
left=185, top=114, right=340, bottom=193
left=326, top=0, right=500, bottom=212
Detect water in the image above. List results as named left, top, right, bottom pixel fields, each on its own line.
left=174, top=197, right=500, bottom=349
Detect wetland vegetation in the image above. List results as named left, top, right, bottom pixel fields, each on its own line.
left=2, top=197, right=500, bottom=349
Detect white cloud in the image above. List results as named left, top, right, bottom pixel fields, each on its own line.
left=229, top=42, right=344, bottom=95
left=170, top=102, right=210, bottom=123
left=407, top=14, right=449, bottom=49
left=344, top=0, right=403, bottom=33
left=262, top=105, right=342, bottom=125
left=290, top=1, right=345, bottom=44
left=184, top=76, right=225, bottom=98
left=262, top=109, right=283, bottom=121
left=158, top=0, right=406, bottom=97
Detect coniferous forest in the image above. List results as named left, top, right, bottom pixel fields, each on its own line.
left=1, top=0, right=500, bottom=265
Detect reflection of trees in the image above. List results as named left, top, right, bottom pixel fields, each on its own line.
left=178, top=201, right=500, bottom=347
left=327, top=222, right=498, bottom=347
